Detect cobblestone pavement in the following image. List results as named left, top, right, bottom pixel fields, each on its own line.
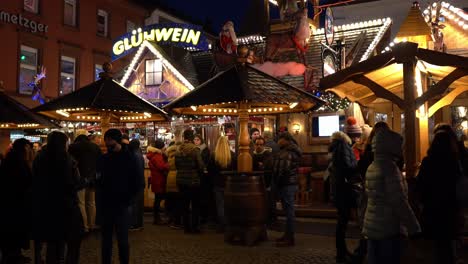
left=76, top=223, right=348, bottom=264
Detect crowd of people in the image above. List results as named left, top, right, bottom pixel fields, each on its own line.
left=0, top=120, right=466, bottom=264
left=328, top=118, right=468, bottom=264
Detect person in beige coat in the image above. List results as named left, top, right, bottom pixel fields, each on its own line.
left=165, top=142, right=182, bottom=228
left=363, top=127, right=420, bottom=264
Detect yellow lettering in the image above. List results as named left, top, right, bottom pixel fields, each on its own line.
left=186, top=30, right=201, bottom=45
left=155, top=28, right=174, bottom=42
left=143, top=29, right=155, bottom=41
left=172, top=28, right=182, bottom=42
left=180, top=28, right=189, bottom=42
left=112, top=40, right=125, bottom=55
left=124, top=38, right=132, bottom=50
left=131, top=31, right=143, bottom=47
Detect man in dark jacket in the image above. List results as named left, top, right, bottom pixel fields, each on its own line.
left=272, top=132, right=301, bottom=247
left=97, top=129, right=143, bottom=264
left=69, top=134, right=102, bottom=233
left=175, top=129, right=205, bottom=233
left=262, top=131, right=280, bottom=156
left=252, top=136, right=276, bottom=226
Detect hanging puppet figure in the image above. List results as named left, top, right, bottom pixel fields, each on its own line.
left=219, top=21, right=238, bottom=54
left=31, top=66, right=46, bottom=104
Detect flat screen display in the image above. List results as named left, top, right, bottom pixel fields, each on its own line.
left=312, top=115, right=344, bottom=137
left=318, top=115, right=339, bottom=137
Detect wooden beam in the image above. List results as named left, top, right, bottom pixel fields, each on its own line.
left=417, top=48, right=468, bottom=69
left=352, top=75, right=406, bottom=109
left=415, top=68, right=468, bottom=108
left=319, top=53, right=395, bottom=89
left=427, top=86, right=468, bottom=117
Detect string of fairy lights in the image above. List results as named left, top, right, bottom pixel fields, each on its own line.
left=312, top=89, right=351, bottom=111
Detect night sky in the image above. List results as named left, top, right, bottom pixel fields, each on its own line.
left=141, top=0, right=358, bottom=35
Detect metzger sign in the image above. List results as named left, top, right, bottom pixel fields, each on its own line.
left=0, top=11, right=48, bottom=33
left=112, top=23, right=209, bottom=60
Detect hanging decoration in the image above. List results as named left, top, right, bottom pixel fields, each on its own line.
left=30, top=66, right=46, bottom=104
left=312, top=89, right=350, bottom=111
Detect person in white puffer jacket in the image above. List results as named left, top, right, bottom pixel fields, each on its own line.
left=363, top=124, right=420, bottom=264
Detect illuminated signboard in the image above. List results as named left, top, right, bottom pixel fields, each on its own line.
left=112, top=23, right=209, bottom=61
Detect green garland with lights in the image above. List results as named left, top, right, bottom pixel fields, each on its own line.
left=312, top=89, right=350, bottom=111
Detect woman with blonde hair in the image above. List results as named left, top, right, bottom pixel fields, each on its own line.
left=207, top=136, right=236, bottom=232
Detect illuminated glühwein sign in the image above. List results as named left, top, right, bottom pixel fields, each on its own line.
left=112, top=23, right=209, bottom=60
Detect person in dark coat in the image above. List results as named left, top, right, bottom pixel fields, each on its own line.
left=207, top=136, right=236, bottom=232
left=417, top=130, right=462, bottom=264
left=262, top=131, right=280, bottom=156
left=147, top=140, right=169, bottom=225
left=97, top=129, right=143, bottom=264
left=175, top=129, right=205, bottom=233
left=32, top=131, right=86, bottom=264
left=194, top=134, right=214, bottom=225
left=328, top=131, right=360, bottom=263
left=272, top=132, right=301, bottom=247
left=252, top=136, right=275, bottom=226
left=128, top=139, right=146, bottom=230
left=0, top=138, right=34, bottom=263
left=249, top=127, right=261, bottom=153
left=69, top=134, right=102, bottom=233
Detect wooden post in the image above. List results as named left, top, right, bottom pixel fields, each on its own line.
left=403, top=60, right=417, bottom=179
left=237, top=102, right=252, bottom=172
left=99, top=112, right=111, bottom=152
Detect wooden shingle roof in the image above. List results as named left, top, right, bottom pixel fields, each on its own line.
left=395, top=3, right=432, bottom=39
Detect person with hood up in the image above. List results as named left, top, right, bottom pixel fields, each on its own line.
left=272, top=132, right=301, bottom=247
left=147, top=139, right=169, bottom=225
left=328, top=131, right=361, bottom=263
left=128, top=139, right=145, bottom=231
left=363, top=126, right=420, bottom=264
left=175, top=129, right=205, bottom=233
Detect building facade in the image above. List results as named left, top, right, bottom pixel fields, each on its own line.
left=0, top=0, right=148, bottom=107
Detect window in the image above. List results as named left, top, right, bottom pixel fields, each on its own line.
left=97, top=9, right=108, bottom=37
left=19, top=45, right=38, bottom=95
left=95, top=64, right=103, bottom=81
left=145, top=59, right=162, bottom=86
left=64, top=0, right=77, bottom=26
left=126, top=20, right=136, bottom=33
left=60, top=56, right=76, bottom=95
left=24, top=0, right=39, bottom=14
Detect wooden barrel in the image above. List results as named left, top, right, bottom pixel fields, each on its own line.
left=224, top=172, right=267, bottom=245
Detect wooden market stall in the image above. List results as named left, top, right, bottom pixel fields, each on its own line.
left=319, top=42, right=468, bottom=179
left=165, top=63, right=324, bottom=245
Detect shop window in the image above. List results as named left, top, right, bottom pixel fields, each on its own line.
left=60, top=56, right=76, bottom=95
left=19, top=45, right=38, bottom=95
left=145, top=59, right=162, bottom=86
left=64, top=0, right=77, bottom=27
left=97, top=9, right=108, bottom=37
left=126, top=20, right=136, bottom=33
left=375, top=113, right=388, bottom=123
left=95, top=64, right=103, bottom=80
left=24, top=0, right=39, bottom=14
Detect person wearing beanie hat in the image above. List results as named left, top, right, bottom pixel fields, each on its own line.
left=344, top=117, right=362, bottom=144
left=98, top=128, right=144, bottom=263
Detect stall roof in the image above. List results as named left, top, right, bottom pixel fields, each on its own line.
left=319, top=42, right=468, bottom=108
left=0, top=90, right=58, bottom=129
left=33, top=75, right=168, bottom=121
left=165, top=63, right=325, bottom=114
